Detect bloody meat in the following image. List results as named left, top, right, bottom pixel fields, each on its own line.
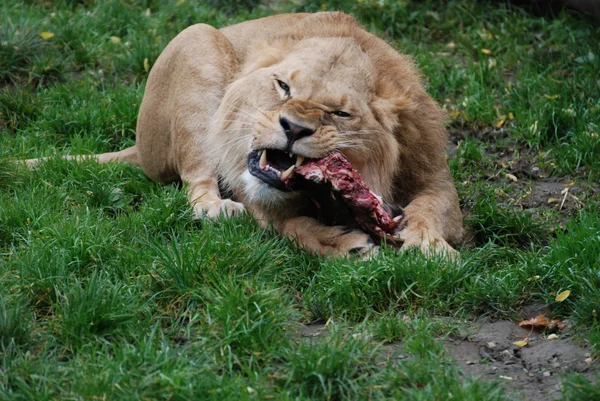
left=289, top=152, right=402, bottom=243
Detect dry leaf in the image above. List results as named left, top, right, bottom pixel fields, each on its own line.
left=585, top=357, right=593, bottom=366
left=505, top=173, right=518, bottom=182
left=548, top=197, right=559, bottom=204
left=513, top=338, right=529, bottom=347
left=110, top=36, right=121, bottom=44
left=143, top=58, right=149, bottom=72
left=544, top=94, right=559, bottom=100
left=547, top=334, right=559, bottom=340
left=39, top=31, right=54, bottom=39
left=495, top=116, right=506, bottom=128
left=555, top=290, right=571, bottom=302
left=500, top=375, right=515, bottom=380
left=519, top=314, right=549, bottom=328
left=481, top=48, right=492, bottom=55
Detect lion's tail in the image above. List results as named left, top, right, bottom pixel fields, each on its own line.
left=24, top=146, right=140, bottom=169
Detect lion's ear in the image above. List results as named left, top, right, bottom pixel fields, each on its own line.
left=241, top=40, right=288, bottom=75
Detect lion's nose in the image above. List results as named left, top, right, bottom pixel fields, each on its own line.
left=280, top=117, right=315, bottom=144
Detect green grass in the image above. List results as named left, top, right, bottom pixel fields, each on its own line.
left=1, top=0, right=600, bottom=400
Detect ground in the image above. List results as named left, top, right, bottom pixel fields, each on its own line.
left=1, top=1, right=599, bottom=400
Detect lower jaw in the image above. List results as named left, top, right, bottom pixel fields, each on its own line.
left=247, top=167, right=289, bottom=191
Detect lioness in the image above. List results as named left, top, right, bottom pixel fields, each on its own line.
left=28, top=12, right=464, bottom=257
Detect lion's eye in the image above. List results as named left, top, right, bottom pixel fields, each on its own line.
left=331, top=111, right=352, bottom=118
left=277, top=80, right=290, bottom=95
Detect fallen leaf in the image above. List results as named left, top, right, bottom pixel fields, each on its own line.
left=39, top=31, right=54, bottom=39
left=495, top=116, right=506, bottom=128
left=110, top=36, right=121, bottom=44
left=548, top=197, right=559, bottom=204
left=481, top=48, right=493, bottom=55
left=547, top=319, right=565, bottom=333
left=555, top=290, right=571, bottom=302
left=544, top=94, right=560, bottom=100
left=585, top=357, right=593, bottom=366
left=513, top=338, right=529, bottom=347
left=547, top=334, right=559, bottom=340
left=505, top=173, right=518, bottom=182
left=499, top=375, right=515, bottom=381
left=519, top=314, right=549, bottom=328
left=143, top=57, right=149, bottom=72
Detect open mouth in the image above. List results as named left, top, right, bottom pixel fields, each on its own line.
left=248, top=149, right=305, bottom=191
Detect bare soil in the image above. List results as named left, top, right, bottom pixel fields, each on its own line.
left=448, top=127, right=599, bottom=220
left=446, top=316, right=596, bottom=400
left=299, top=313, right=597, bottom=400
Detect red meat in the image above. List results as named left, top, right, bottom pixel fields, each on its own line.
left=290, top=152, right=402, bottom=243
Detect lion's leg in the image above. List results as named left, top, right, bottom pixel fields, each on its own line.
left=395, top=178, right=464, bottom=257
left=180, top=162, right=245, bottom=220
left=277, top=216, right=377, bottom=257
left=132, top=24, right=245, bottom=219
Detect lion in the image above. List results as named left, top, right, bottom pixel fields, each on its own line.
left=27, top=12, right=464, bottom=257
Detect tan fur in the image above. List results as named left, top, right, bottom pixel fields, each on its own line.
left=26, top=12, right=464, bottom=257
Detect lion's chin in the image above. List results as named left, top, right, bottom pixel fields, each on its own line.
left=241, top=171, right=296, bottom=207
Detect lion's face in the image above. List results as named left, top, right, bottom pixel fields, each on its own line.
left=214, top=37, right=401, bottom=207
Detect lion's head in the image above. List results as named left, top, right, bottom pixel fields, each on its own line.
left=209, top=12, right=448, bottom=214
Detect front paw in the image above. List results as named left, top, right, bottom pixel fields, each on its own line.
left=282, top=217, right=378, bottom=258
left=192, top=199, right=246, bottom=220
left=329, top=226, right=379, bottom=259
left=395, top=218, right=457, bottom=258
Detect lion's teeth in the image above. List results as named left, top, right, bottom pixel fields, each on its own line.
left=259, top=149, right=268, bottom=169
left=288, top=152, right=293, bottom=158
left=295, top=155, right=305, bottom=167
left=281, top=165, right=295, bottom=180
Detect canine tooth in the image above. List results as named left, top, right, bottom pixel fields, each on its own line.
left=281, top=165, right=295, bottom=180
left=259, top=149, right=268, bottom=169
left=295, top=155, right=305, bottom=167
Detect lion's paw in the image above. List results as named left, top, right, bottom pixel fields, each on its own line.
left=396, top=225, right=457, bottom=259
left=323, top=226, right=379, bottom=259
left=393, top=216, right=457, bottom=259
left=192, top=199, right=246, bottom=220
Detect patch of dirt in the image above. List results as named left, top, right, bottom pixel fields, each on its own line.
left=448, top=127, right=599, bottom=219
left=297, top=316, right=597, bottom=401
left=446, top=316, right=596, bottom=401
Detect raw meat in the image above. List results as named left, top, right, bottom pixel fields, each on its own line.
left=289, top=152, right=402, bottom=243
